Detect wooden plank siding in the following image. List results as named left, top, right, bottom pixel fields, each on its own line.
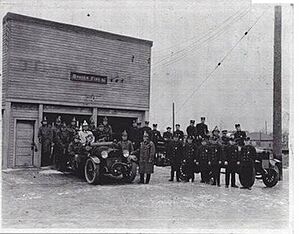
left=3, top=13, right=152, bottom=110
left=2, top=19, right=11, bottom=108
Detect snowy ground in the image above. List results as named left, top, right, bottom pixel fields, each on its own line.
left=1, top=166, right=290, bottom=233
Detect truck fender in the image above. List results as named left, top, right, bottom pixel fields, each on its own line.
left=269, top=159, right=280, bottom=173
left=90, top=156, right=100, bottom=164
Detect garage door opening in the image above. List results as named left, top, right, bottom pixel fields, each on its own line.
left=98, top=116, right=136, bottom=141
left=43, top=113, right=91, bottom=127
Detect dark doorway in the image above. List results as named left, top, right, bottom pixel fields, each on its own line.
left=98, top=116, right=136, bottom=141
left=44, top=113, right=91, bottom=127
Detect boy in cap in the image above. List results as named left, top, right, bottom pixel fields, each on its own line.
left=67, top=134, right=86, bottom=170
left=186, top=120, right=197, bottom=138
left=167, top=133, right=183, bottom=182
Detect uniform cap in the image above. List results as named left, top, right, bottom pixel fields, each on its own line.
left=71, top=117, right=76, bottom=122
left=235, top=123, right=240, bottom=128
left=41, top=116, right=48, bottom=124
left=153, top=124, right=157, bottom=127
left=98, top=124, right=104, bottom=128
left=143, top=131, right=149, bottom=137
left=166, top=127, right=171, bottom=130
left=132, top=120, right=136, bottom=124
left=222, top=130, right=228, bottom=133
left=89, top=117, right=95, bottom=124
left=122, top=130, right=128, bottom=136
left=201, top=117, right=206, bottom=120
left=56, top=116, right=62, bottom=123
left=82, top=120, right=89, bottom=126
left=175, top=124, right=180, bottom=127
left=187, top=135, right=194, bottom=140
left=212, top=126, right=220, bottom=133
left=103, top=116, right=108, bottom=121
left=190, top=120, right=195, bottom=123
left=137, top=122, right=142, bottom=126
left=145, top=121, right=149, bottom=124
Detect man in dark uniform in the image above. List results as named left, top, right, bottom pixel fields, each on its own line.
left=53, top=122, right=70, bottom=171
left=67, top=116, right=78, bottom=141
left=208, top=139, right=222, bottom=186
left=52, top=115, right=62, bottom=166
left=183, top=135, right=196, bottom=182
left=239, top=137, right=256, bottom=189
left=137, top=121, right=144, bottom=144
left=186, top=120, right=197, bottom=138
left=211, top=126, right=221, bottom=142
left=197, top=135, right=210, bottom=183
left=167, top=134, right=183, bottom=182
left=128, top=120, right=140, bottom=150
left=224, top=137, right=239, bottom=188
left=89, top=117, right=97, bottom=132
left=196, top=117, right=209, bottom=140
left=220, top=130, right=230, bottom=146
left=67, top=134, right=86, bottom=171
left=94, top=124, right=107, bottom=142
left=151, top=124, right=162, bottom=148
left=163, top=127, right=173, bottom=141
left=38, top=117, right=53, bottom=166
left=234, top=123, right=247, bottom=146
left=102, top=116, right=113, bottom=141
left=174, top=124, right=184, bottom=141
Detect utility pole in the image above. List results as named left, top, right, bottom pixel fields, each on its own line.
left=172, top=102, right=175, bottom=134
left=273, top=5, right=282, bottom=180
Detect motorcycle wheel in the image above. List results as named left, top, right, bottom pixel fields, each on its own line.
left=262, top=166, right=279, bottom=188
left=84, top=158, right=102, bottom=185
left=123, top=162, right=138, bottom=183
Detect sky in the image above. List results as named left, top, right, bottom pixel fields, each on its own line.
left=0, top=0, right=293, bottom=133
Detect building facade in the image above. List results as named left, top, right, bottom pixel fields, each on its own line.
left=2, top=13, right=153, bottom=168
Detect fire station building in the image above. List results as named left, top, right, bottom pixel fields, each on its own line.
left=2, top=13, right=153, bottom=168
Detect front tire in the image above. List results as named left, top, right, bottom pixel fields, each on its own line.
left=262, top=166, right=279, bottom=188
left=84, top=158, right=101, bottom=184
left=123, top=162, right=138, bottom=183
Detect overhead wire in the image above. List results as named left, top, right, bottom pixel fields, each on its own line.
left=151, top=7, right=251, bottom=69
left=159, top=8, right=269, bottom=127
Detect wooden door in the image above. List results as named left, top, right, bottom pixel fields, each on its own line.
left=15, top=120, right=35, bottom=167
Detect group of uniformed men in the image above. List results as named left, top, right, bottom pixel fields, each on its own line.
left=38, top=115, right=256, bottom=189
left=38, top=115, right=112, bottom=170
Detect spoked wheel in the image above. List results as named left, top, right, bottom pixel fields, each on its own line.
left=262, top=166, right=279, bottom=188
left=84, top=158, right=101, bottom=185
left=123, top=162, right=138, bottom=183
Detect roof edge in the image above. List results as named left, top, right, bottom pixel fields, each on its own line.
left=3, top=12, right=153, bottom=47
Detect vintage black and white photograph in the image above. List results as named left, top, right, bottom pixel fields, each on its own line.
left=0, top=0, right=294, bottom=233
